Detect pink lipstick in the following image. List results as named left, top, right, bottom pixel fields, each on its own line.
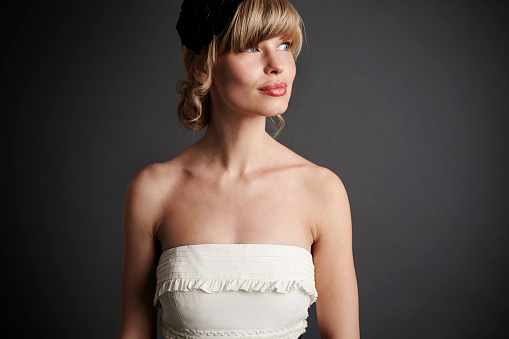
left=258, top=82, right=287, bottom=97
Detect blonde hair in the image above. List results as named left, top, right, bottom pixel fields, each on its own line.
left=176, top=0, right=304, bottom=136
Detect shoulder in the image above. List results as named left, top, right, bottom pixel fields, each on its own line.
left=126, top=162, right=177, bottom=201
left=307, top=167, right=351, bottom=246
left=310, top=166, right=348, bottom=202
left=277, top=148, right=350, bottom=237
left=278, top=145, right=347, bottom=199
left=123, top=160, right=184, bottom=231
left=300, top=164, right=350, bottom=223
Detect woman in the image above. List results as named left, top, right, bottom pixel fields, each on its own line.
left=118, top=0, right=359, bottom=338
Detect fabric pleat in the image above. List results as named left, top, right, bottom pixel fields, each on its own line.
left=153, top=243, right=317, bottom=339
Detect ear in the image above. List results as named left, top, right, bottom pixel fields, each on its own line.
left=193, top=68, right=208, bottom=85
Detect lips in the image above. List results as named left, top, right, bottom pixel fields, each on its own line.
left=258, top=82, right=287, bottom=91
left=258, top=82, right=287, bottom=97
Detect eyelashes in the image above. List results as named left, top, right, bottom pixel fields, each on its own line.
left=278, top=42, right=292, bottom=51
left=244, top=42, right=293, bottom=53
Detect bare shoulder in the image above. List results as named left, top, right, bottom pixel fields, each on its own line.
left=301, top=164, right=349, bottom=224
left=310, top=166, right=348, bottom=202
left=123, top=158, right=184, bottom=233
left=277, top=146, right=351, bottom=241
left=305, top=166, right=352, bottom=249
left=278, top=144, right=347, bottom=199
left=126, top=161, right=176, bottom=201
left=302, top=166, right=359, bottom=337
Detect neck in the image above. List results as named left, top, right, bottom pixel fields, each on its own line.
left=194, top=109, right=275, bottom=177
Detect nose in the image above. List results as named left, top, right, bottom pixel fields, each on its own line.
left=264, top=50, right=285, bottom=75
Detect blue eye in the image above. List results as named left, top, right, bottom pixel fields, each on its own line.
left=278, top=42, right=291, bottom=51
left=246, top=47, right=257, bottom=53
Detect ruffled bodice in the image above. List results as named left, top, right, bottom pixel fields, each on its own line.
left=153, top=243, right=318, bottom=339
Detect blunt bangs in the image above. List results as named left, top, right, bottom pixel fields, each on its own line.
left=219, top=0, right=304, bottom=59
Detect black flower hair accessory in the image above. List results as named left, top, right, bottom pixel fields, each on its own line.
left=176, top=0, right=245, bottom=55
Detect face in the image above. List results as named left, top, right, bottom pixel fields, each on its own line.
left=207, top=36, right=297, bottom=119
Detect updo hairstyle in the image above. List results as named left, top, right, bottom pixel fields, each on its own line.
left=176, top=0, right=304, bottom=135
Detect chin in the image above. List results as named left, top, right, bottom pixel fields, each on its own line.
left=259, top=102, right=290, bottom=117
left=233, top=99, right=290, bottom=118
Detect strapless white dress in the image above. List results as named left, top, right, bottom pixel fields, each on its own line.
left=153, top=243, right=318, bottom=339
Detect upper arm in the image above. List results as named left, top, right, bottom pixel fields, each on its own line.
left=118, top=166, right=163, bottom=339
left=312, top=169, right=360, bottom=339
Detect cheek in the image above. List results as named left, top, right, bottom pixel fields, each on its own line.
left=286, top=58, right=297, bottom=83
left=223, top=62, right=256, bottom=91
left=211, top=62, right=256, bottom=111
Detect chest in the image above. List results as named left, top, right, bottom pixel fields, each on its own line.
left=156, top=174, right=316, bottom=251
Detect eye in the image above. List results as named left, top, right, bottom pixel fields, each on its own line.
left=278, top=42, right=292, bottom=51
left=245, top=47, right=257, bottom=53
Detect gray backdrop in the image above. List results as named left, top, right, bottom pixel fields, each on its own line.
left=3, top=1, right=508, bottom=338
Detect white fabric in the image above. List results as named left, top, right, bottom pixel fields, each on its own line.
left=153, top=243, right=318, bottom=339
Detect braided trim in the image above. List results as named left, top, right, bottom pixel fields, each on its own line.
left=160, top=319, right=307, bottom=339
